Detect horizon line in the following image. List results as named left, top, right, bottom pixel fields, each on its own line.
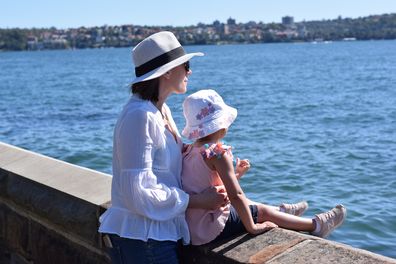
left=1, top=12, right=394, bottom=30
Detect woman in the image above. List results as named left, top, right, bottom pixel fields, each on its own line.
left=98, top=31, right=227, bottom=263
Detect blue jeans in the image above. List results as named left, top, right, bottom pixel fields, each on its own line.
left=106, top=234, right=180, bottom=264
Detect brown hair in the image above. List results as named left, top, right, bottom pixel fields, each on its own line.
left=131, top=78, right=160, bottom=103
left=196, top=128, right=227, bottom=143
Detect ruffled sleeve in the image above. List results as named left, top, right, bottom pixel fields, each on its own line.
left=113, top=108, right=189, bottom=221
left=199, top=142, right=233, bottom=159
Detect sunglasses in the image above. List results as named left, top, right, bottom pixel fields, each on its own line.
left=184, top=61, right=190, bottom=72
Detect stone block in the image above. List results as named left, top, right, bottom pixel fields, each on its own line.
left=0, top=243, right=11, bottom=264
left=0, top=202, right=9, bottom=241
left=5, top=172, right=102, bottom=247
left=0, top=142, right=111, bottom=206
left=213, top=229, right=307, bottom=263
left=267, top=239, right=396, bottom=264
left=215, top=229, right=309, bottom=262
left=0, top=168, right=8, bottom=196
left=181, top=229, right=310, bottom=263
left=5, top=206, right=31, bottom=259
left=0, top=145, right=30, bottom=168
left=9, top=252, right=33, bottom=264
left=29, top=220, right=109, bottom=264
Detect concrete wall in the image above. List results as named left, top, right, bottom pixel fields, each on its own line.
left=0, top=142, right=111, bottom=263
left=1, top=141, right=395, bottom=264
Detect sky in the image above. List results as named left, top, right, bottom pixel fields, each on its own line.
left=1, top=0, right=396, bottom=29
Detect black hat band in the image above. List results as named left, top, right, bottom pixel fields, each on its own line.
left=135, top=46, right=186, bottom=77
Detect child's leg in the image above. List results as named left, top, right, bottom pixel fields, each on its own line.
left=279, top=201, right=308, bottom=216
left=256, top=204, right=315, bottom=232
left=246, top=198, right=279, bottom=210
left=246, top=198, right=308, bottom=216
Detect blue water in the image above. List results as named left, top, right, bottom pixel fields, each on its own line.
left=1, top=40, right=396, bottom=258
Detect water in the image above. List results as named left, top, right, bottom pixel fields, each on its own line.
left=1, top=40, right=396, bottom=258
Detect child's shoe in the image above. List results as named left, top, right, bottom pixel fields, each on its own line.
left=312, top=204, right=347, bottom=238
left=280, top=201, right=309, bottom=216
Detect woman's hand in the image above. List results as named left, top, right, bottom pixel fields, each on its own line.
left=203, top=185, right=229, bottom=210
left=250, top=221, right=278, bottom=235
left=235, top=158, right=250, bottom=180
left=182, top=143, right=190, bottom=154
left=188, top=185, right=228, bottom=210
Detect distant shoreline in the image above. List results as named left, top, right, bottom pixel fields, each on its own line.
left=1, top=13, right=395, bottom=52
left=2, top=38, right=396, bottom=53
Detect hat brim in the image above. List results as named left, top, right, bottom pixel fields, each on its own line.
left=131, top=52, right=204, bottom=85
left=182, top=106, right=237, bottom=140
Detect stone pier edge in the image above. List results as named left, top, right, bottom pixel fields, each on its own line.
left=0, top=141, right=395, bottom=264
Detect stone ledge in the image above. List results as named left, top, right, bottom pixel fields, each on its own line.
left=0, top=142, right=111, bottom=206
left=0, top=177, right=104, bottom=248
left=0, top=141, right=111, bottom=262
left=181, top=228, right=396, bottom=263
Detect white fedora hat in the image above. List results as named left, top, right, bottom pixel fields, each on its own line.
left=131, top=31, right=204, bottom=84
left=182, top=89, right=237, bottom=140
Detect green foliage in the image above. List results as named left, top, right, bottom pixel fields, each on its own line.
left=0, top=29, right=28, bottom=50
left=303, top=14, right=396, bottom=40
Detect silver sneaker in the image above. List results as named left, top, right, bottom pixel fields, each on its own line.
left=312, top=204, right=347, bottom=238
left=280, top=201, right=309, bottom=216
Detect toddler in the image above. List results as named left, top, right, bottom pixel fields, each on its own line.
left=181, top=89, right=346, bottom=245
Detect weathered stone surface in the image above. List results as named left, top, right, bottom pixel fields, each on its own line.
left=0, top=244, right=11, bottom=264
left=0, top=169, right=6, bottom=186
left=210, top=229, right=310, bottom=263
left=0, top=142, right=111, bottom=206
left=3, top=171, right=103, bottom=247
left=0, top=203, right=110, bottom=264
left=1, top=142, right=111, bottom=263
left=1, top=200, right=109, bottom=264
left=181, top=228, right=396, bottom=264
left=181, top=245, right=238, bottom=264
left=0, top=145, right=30, bottom=168
left=248, top=238, right=304, bottom=263
left=181, top=229, right=310, bottom=263
left=0, top=202, right=8, bottom=241
left=29, top=220, right=109, bottom=264
left=4, top=204, right=30, bottom=259
left=267, top=239, right=396, bottom=264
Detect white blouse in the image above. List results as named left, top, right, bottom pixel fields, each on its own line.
left=99, top=95, right=190, bottom=244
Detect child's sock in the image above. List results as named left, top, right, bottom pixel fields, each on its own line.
left=312, top=218, right=321, bottom=234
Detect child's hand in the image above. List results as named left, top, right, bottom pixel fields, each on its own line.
left=251, top=221, right=278, bottom=235
left=235, top=158, right=250, bottom=179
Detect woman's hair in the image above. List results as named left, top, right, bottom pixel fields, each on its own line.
left=131, top=78, right=160, bottom=102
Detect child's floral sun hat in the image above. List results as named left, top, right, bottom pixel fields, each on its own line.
left=182, top=89, right=237, bottom=140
